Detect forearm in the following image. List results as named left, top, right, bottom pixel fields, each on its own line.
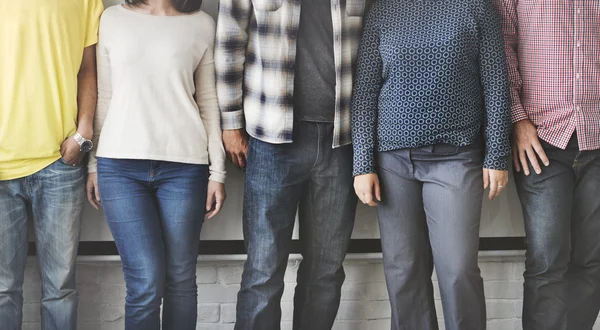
left=215, top=0, right=252, bottom=129
left=77, top=46, right=98, bottom=138
left=492, top=0, right=528, bottom=123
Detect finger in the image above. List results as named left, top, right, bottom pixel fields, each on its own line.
left=496, top=183, right=505, bottom=197
left=489, top=179, right=498, bottom=200
left=86, top=184, right=97, bottom=209
left=206, top=191, right=215, bottom=213
left=363, top=192, right=374, bottom=205
left=518, top=149, right=530, bottom=176
left=94, top=183, right=101, bottom=204
left=374, top=180, right=381, bottom=202
left=229, top=153, right=241, bottom=168
left=512, top=145, right=521, bottom=172
left=531, top=141, right=550, bottom=167
left=208, top=195, right=224, bottom=219
left=237, top=152, right=247, bottom=168
left=525, top=147, right=542, bottom=174
left=483, top=169, right=489, bottom=189
left=87, top=183, right=100, bottom=210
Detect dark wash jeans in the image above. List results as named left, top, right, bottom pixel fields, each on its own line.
left=0, top=159, right=85, bottom=330
left=375, top=140, right=486, bottom=330
left=97, top=158, right=208, bottom=330
left=235, top=121, right=357, bottom=330
left=516, top=135, right=600, bottom=330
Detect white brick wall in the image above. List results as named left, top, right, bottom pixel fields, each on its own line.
left=16, top=255, right=600, bottom=330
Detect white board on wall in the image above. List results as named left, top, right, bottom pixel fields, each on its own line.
left=77, top=0, right=525, bottom=242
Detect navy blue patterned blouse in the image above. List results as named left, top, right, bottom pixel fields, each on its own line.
left=351, top=0, right=511, bottom=176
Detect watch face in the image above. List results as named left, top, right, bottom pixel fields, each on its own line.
left=81, top=140, right=93, bottom=153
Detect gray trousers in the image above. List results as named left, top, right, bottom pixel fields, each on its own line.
left=516, top=136, right=600, bottom=330
left=376, top=141, right=486, bottom=330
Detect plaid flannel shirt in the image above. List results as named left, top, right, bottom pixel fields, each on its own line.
left=215, top=0, right=369, bottom=148
left=494, top=0, right=600, bottom=150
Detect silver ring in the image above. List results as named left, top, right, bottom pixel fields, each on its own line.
left=498, top=185, right=504, bottom=188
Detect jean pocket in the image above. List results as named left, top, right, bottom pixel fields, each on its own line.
left=59, top=157, right=82, bottom=168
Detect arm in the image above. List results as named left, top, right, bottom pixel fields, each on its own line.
left=493, top=0, right=549, bottom=176
left=351, top=4, right=383, bottom=206
left=215, top=0, right=252, bottom=130
left=196, top=22, right=227, bottom=185
left=87, top=26, right=111, bottom=175
left=478, top=0, right=512, bottom=171
left=197, top=21, right=227, bottom=218
left=351, top=4, right=383, bottom=177
left=477, top=0, right=512, bottom=200
left=493, top=0, right=528, bottom=123
left=78, top=0, right=104, bottom=138
left=76, top=46, right=97, bottom=140
left=60, top=0, right=103, bottom=165
left=61, top=46, right=97, bottom=165
left=85, top=19, right=110, bottom=209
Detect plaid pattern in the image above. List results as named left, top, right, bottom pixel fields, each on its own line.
left=495, top=0, right=600, bottom=150
left=215, top=0, right=369, bottom=148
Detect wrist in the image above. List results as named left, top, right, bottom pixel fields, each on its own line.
left=76, top=123, right=93, bottom=140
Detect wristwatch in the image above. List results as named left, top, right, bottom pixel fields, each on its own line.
left=73, top=132, right=94, bottom=153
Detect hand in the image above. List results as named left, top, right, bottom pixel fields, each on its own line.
left=86, top=173, right=101, bottom=209
left=483, top=168, right=509, bottom=201
left=206, top=180, right=226, bottom=219
left=60, top=136, right=84, bottom=165
left=354, top=173, right=381, bottom=207
left=512, top=119, right=549, bottom=175
left=223, top=129, right=249, bottom=168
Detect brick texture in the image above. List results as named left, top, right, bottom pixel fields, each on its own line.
left=17, top=258, right=599, bottom=330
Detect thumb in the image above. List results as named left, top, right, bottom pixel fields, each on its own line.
left=94, top=182, right=101, bottom=202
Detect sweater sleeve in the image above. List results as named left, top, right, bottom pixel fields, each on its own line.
left=478, top=0, right=512, bottom=171
left=87, top=13, right=111, bottom=174
left=351, top=3, right=383, bottom=176
left=196, top=18, right=226, bottom=183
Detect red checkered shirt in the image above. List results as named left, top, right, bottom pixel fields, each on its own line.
left=494, top=0, right=600, bottom=150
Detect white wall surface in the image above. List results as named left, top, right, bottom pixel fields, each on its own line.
left=76, top=0, right=526, bottom=242
left=20, top=255, right=600, bottom=330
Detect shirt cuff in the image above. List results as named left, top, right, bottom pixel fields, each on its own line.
left=510, top=104, right=529, bottom=124
left=483, top=154, right=509, bottom=171
left=87, top=156, right=98, bottom=173
left=221, top=110, right=245, bottom=130
left=209, top=172, right=226, bottom=184
left=353, top=149, right=376, bottom=176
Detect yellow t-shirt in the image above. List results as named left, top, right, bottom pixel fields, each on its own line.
left=0, top=0, right=104, bottom=180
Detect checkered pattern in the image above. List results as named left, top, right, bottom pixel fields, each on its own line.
left=495, top=0, right=600, bottom=150
left=215, top=0, right=369, bottom=148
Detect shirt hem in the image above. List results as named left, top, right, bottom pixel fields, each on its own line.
left=0, top=156, right=61, bottom=181
left=95, top=152, right=209, bottom=165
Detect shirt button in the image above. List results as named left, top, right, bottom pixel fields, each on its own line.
left=577, top=8, right=581, bottom=14
left=576, top=73, right=581, bottom=79
left=577, top=41, right=581, bottom=47
left=577, top=106, right=581, bottom=111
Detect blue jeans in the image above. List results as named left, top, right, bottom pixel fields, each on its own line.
left=0, top=158, right=85, bottom=330
left=516, top=136, right=600, bottom=330
left=235, top=122, right=357, bottom=330
left=97, top=158, right=208, bottom=330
